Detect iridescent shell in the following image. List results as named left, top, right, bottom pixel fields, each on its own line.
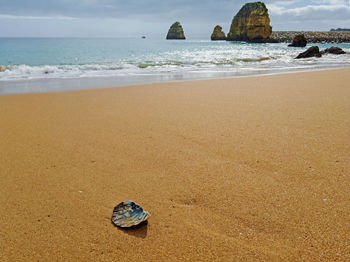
left=111, top=200, right=150, bottom=228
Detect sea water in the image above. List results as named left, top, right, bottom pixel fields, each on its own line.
left=0, top=37, right=349, bottom=94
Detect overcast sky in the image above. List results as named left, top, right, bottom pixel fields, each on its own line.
left=0, top=0, right=349, bottom=37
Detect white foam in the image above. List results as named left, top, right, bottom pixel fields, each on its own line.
left=0, top=45, right=349, bottom=81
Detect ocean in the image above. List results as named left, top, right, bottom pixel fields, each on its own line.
left=0, top=37, right=349, bottom=94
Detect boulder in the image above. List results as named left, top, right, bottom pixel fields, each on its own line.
left=227, top=2, right=272, bottom=42
left=288, top=34, right=307, bottom=47
left=211, top=25, right=226, bottom=40
left=323, top=46, right=346, bottom=55
left=296, top=46, right=322, bottom=59
left=166, top=22, right=186, bottom=40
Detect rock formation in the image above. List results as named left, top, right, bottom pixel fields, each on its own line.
left=211, top=26, right=226, bottom=40
left=296, top=46, right=347, bottom=59
left=323, top=46, right=346, bottom=55
left=296, top=46, right=322, bottom=59
left=271, top=31, right=350, bottom=43
left=288, top=34, right=307, bottom=47
left=166, top=22, right=186, bottom=40
left=227, top=2, right=272, bottom=42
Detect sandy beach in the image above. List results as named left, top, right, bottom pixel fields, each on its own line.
left=0, top=69, right=349, bottom=261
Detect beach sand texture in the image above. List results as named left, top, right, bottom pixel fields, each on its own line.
left=0, top=69, right=349, bottom=261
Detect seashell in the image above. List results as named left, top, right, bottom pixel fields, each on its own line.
left=111, top=200, right=150, bottom=228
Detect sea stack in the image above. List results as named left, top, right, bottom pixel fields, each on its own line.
left=211, top=26, right=226, bottom=40
left=227, top=2, right=272, bottom=42
left=166, top=22, right=186, bottom=40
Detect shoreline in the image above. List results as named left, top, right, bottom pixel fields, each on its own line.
left=1, top=66, right=350, bottom=96
left=1, top=38, right=350, bottom=96
left=1, top=68, right=350, bottom=260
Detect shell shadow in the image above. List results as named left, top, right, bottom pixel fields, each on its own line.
left=113, top=220, right=148, bottom=239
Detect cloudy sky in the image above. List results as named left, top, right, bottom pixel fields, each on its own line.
left=0, top=0, right=349, bottom=37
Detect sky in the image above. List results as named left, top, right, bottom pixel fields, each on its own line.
left=0, top=0, right=349, bottom=38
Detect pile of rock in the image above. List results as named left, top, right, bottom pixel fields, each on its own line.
left=272, top=31, right=350, bottom=43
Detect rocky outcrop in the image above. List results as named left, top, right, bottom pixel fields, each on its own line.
left=296, top=46, right=347, bottom=59
left=211, top=26, right=226, bottom=40
left=288, top=34, right=307, bottom=47
left=323, top=46, right=346, bottom=54
left=296, top=46, right=322, bottom=59
left=227, top=2, right=272, bottom=42
left=166, top=22, right=186, bottom=40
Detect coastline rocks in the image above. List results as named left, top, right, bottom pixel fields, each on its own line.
left=296, top=46, right=347, bottom=59
left=323, top=46, right=346, bottom=55
left=227, top=2, right=272, bottom=42
left=296, top=46, right=322, bottom=59
left=166, top=22, right=186, bottom=40
left=211, top=26, right=226, bottom=40
left=271, top=31, right=350, bottom=43
left=288, top=34, right=307, bottom=47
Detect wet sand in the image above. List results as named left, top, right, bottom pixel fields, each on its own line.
left=0, top=69, right=349, bottom=261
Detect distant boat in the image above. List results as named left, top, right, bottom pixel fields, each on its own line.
left=142, top=36, right=146, bottom=39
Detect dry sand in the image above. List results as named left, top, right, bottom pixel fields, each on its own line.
left=0, top=69, right=349, bottom=261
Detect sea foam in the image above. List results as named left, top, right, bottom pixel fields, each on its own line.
left=0, top=39, right=349, bottom=82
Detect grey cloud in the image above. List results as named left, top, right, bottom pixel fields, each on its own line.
left=268, top=3, right=350, bottom=30
left=0, top=0, right=349, bottom=36
left=0, top=0, right=239, bottom=18
left=0, top=0, right=318, bottom=22
left=0, top=1, right=305, bottom=20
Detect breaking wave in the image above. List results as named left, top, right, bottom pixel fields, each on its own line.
left=0, top=40, right=349, bottom=81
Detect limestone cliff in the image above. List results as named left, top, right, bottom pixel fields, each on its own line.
left=227, top=2, right=272, bottom=42
left=211, top=26, right=226, bottom=41
left=166, top=22, right=186, bottom=40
